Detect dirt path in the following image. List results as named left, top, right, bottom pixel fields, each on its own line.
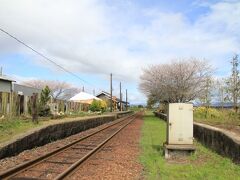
left=69, top=114, right=144, bottom=180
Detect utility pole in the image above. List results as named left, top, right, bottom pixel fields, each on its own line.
left=110, top=73, right=113, bottom=112
left=0, top=67, right=2, bottom=76
left=93, top=89, right=95, bottom=96
left=82, top=86, right=85, bottom=92
left=126, top=89, right=128, bottom=111
left=120, top=82, right=122, bottom=111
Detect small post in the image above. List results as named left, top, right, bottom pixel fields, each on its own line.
left=9, top=79, right=13, bottom=118
left=120, top=82, right=122, bottom=111
left=32, top=93, right=38, bottom=124
left=110, top=73, right=113, bottom=112
left=126, top=89, right=128, bottom=111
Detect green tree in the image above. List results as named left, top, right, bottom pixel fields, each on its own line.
left=40, top=86, right=51, bottom=105
left=39, top=86, right=51, bottom=116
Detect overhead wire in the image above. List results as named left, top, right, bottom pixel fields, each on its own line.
left=0, top=27, right=104, bottom=93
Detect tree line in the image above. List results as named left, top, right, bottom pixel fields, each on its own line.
left=139, top=55, right=240, bottom=112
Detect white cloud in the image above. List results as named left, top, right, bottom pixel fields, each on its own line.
left=0, top=0, right=239, bottom=104
left=10, top=74, right=37, bottom=83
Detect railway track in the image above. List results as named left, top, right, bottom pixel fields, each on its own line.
left=0, top=113, right=139, bottom=180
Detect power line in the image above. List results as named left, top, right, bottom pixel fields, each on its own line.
left=0, top=27, right=91, bottom=85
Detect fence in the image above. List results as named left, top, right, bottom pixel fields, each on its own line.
left=0, top=92, right=83, bottom=117
left=0, top=92, right=19, bottom=117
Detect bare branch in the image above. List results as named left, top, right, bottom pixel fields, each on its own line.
left=139, top=58, right=213, bottom=103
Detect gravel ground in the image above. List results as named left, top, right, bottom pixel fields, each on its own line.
left=69, top=114, right=144, bottom=180
left=0, top=118, right=125, bottom=173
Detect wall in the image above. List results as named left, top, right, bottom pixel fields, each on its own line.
left=154, top=112, right=240, bottom=164
left=153, top=112, right=167, bottom=121
left=0, top=80, right=11, bottom=93
left=114, top=110, right=133, bottom=118
left=194, top=123, right=240, bottom=164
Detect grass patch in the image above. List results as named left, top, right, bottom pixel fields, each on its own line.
left=194, top=107, right=240, bottom=127
left=0, top=111, right=107, bottom=144
left=140, top=111, right=240, bottom=180
left=0, top=119, right=42, bottom=143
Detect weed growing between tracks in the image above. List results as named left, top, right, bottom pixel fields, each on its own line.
left=140, top=111, right=240, bottom=180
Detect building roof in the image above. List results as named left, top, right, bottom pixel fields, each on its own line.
left=13, top=83, right=41, bottom=96
left=0, top=75, right=16, bottom=82
left=69, top=92, right=101, bottom=104
left=96, top=91, right=111, bottom=98
left=96, top=91, right=129, bottom=104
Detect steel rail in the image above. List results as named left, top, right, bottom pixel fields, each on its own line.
left=0, top=113, right=135, bottom=179
left=55, top=114, right=137, bottom=179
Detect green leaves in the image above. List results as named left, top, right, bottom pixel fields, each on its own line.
left=89, top=99, right=107, bottom=112
left=39, top=86, right=51, bottom=117
left=40, top=86, right=51, bottom=106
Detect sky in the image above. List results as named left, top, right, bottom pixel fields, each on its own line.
left=0, top=0, right=239, bottom=105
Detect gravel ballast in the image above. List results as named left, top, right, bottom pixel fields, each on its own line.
left=69, top=114, right=144, bottom=179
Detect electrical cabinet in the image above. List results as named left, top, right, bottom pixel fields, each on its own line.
left=167, top=103, right=193, bottom=145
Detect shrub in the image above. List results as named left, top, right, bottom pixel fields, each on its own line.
left=38, top=105, right=51, bottom=117
left=100, top=100, right=107, bottom=112
left=90, top=100, right=101, bottom=112
left=90, top=100, right=107, bottom=112
left=194, top=107, right=221, bottom=119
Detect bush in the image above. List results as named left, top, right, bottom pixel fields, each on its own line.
left=90, top=100, right=107, bottom=112
left=38, top=105, right=51, bottom=117
left=89, top=100, right=101, bottom=112
left=100, top=100, right=107, bottom=112
left=194, top=107, right=221, bottom=119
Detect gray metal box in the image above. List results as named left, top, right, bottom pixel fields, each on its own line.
left=167, top=103, right=193, bottom=145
